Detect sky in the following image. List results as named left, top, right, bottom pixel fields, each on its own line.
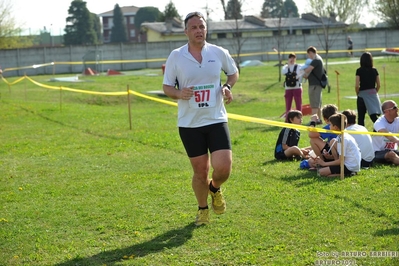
left=12, top=0, right=378, bottom=35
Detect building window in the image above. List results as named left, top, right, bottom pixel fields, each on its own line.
left=108, top=18, right=114, bottom=29
left=232, top=32, right=242, bottom=38
left=287, top=29, right=296, bottom=35
left=130, top=29, right=135, bottom=37
left=273, top=31, right=280, bottom=36
left=217, top=33, right=226, bottom=39
left=130, top=17, right=135, bottom=25
left=302, top=29, right=311, bottom=35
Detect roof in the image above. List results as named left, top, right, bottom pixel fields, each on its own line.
left=98, top=6, right=139, bottom=17
left=141, top=14, right=347, bottom=35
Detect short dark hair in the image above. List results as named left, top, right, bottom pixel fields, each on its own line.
left=286, top=110, right=302, bottom=123
left=342, top=109, right=357, bottom=125
left=288, top=53, right=296, bottom=59
left=322, top=104, right=338, bottom=120
left=307, top=46, right=317, bottom=54
left=329, top=113, right=347, bottom=130
left=184, top=12, right=206, bottom=28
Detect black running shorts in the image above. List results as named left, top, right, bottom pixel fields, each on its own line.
left=179, top=122, right=231, bottom=158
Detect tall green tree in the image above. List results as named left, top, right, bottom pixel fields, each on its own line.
left=282, top=0, right=299, bottom=17
left=64, top=0, right=98, bottom=45
left=261, top=0, right=283, bottom=18
left=91, top=13, right=102, bottom=44
left=159, top=1, right=181, bottom=21
left=111, top=4, right=127, bottom=43
left=226, top=0, right=243, bottom=19
left=374, top=0, right=399, bottom=28
left=135, top=7, right=161, bottom=31
left=261, top=0, right=299, bottom=18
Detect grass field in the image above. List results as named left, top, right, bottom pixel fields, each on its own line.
left=1, top=57, right=398, bottom=266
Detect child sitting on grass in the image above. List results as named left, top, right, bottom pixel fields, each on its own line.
left=307, top=104, right=338, bottom=168
left=274, top=110, right=311, bottom=160
left=314, top=113, right=361, bottom=177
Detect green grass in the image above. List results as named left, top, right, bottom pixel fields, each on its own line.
left=1, top=58, right=399, bottom=266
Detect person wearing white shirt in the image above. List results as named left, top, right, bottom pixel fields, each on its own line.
left=163, top=12, right=239, bottom=226
left=342, top=110, right=374, bottom=168
left=281, top=53, right=303, bottom=121
left=372, top=100, right=399, bottom=165
left=314, top=113, right=361, bottom=177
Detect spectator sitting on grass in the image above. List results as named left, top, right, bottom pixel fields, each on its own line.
left=307, top=104, right=339, bottom=168
left=342, top=109, right=374, bottom=168
left=314, top=113, right=361, bottom=177
left=274, top=110, right=311, bottom=160
left=372, top=100, right=399, bottom=165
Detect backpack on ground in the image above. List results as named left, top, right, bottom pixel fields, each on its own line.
left=285, top=65, right=298, bottom=87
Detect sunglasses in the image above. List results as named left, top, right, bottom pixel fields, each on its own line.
left=385, top=105, right=398, bottom=111
left=184, top=12, right=205, bottom=25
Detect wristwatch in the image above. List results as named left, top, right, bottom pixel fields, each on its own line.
left=223, top=83, right=231, bottom=90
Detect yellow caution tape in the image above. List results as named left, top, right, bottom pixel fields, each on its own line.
left=2, top=75, right=399, bottom=137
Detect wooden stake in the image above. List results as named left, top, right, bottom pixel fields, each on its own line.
left=335, top=70, right=340, bottom=110
left=383, top=64, right=386, bottom=99
left=127, top=85, right=132, bottom=130
left=59, top=87, right=62, bottom=112
left=340, top=115, right=345, bottom=180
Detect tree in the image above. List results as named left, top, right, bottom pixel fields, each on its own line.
left=260, top=0, right=295, bottom=81
left=110, top=4, right=127, bottom=43
left=282, top=0, right=299, bottom=17
left=307, top=0, right=366, bottom=91
left=261, top=0, right=283, bottom=18
left=0, top=0, right=33, bottom=49
left=226, top=0, right=243, bottom=20
left=308, top=0, right=368, bottom=25
left=91, top=13, right=102, bottom=43
left=135, top=7, right=162, bottom=31
left=64, top=0, right=98, bottom=45
left=374, top=0, right=399, bottom=28
left=220, top=0, right=228, bottom=19
left=159, top=1, right=181, bottom=21
left=261, top=0, right=299, bottom=18
left=223, top=0, right=246, bottom=72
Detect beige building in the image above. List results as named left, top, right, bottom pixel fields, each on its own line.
left=141, top=13, right=348, bottom=43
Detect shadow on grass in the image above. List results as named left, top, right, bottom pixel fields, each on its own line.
left=262, top=159, right=341, bottom=185
left=374, top=226, right=399, bottom=237
left=335, top=195, right=399, bottom=237
left=55, top=223, right=196, bottom=266
left=264, top=81, right=281, bottom=92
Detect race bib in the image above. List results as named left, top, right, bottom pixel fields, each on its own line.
left=188, top=84, right=216, bottom=109
left=384, top=142, right=396, bottom=150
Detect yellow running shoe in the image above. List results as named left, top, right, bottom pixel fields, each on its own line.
left=209, top=190, right=226, bottom=214
left=195, top=209, right=210, bottom=226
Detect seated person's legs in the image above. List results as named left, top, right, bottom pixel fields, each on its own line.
left=284, top=146, right=304, bottom=158
left=385, top=150, right=399, bottom=165
left=320, top=165, right=352, bottom=177
left=309, top=138, right=328, bottom=157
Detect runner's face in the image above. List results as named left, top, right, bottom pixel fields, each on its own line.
left=185, top=16, right=207, bottom=44
left=288, top=57, right=296, bottom=64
